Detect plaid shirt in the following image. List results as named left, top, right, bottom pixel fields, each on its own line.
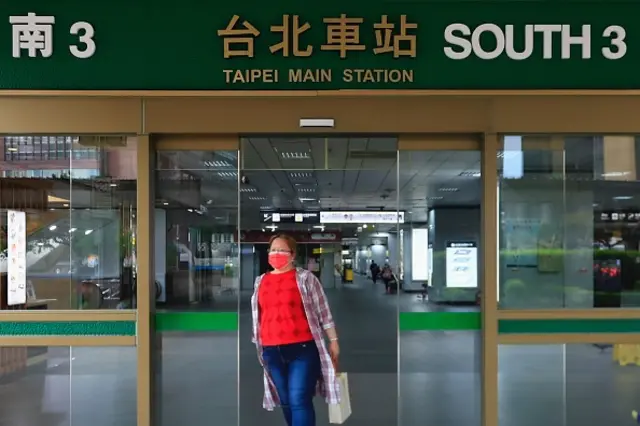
left=251, top=267, right=341, bottom=411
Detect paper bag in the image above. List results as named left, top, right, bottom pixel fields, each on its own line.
left=329, top=373, right=352, bottom=424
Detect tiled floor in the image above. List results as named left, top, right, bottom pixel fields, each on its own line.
left=1, top=275, right=639, bottom=426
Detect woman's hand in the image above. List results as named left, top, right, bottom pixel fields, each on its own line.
left=329, top=340, right=340, bottom=371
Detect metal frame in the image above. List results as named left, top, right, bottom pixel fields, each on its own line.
left=0, top=92, right=639, bottom=426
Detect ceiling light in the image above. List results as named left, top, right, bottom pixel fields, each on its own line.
left=614, top=196, right=633, bottom=200
left=110, top=183, right=118, bottom=187
left=249, top=196, right=267, bottom=201
left=438, top=188, right=459, bottom=192
left=49, top=225, right=57, bottom=231
left=7, top=147, right=17, bottom=152
left=240, top=187, right=257, bottom=193
left=163, top=202, right=169, bottom=206
left=428, top=196, right=444, bottom=200
left=217, top=171, right=238, bottom=179
left=363, top=224, right=368, bottom=228
left=299, top=197, right=316, bottom=202
left=63, top=203, right=69, bottom=207
left=281, top=152, right=311, bottom=160
left=459, top=171, right=481, bottom=177
left=290, top=172, right=313, bottom=179
left=85, top=229, right=93, bottom=235
left=204, top=160, right=233, bottom=167
left=69, top=228, right=77, bottom=233
left=187, top=209, right=194, bottom=212
left=299, top=118, right=335, bottom=128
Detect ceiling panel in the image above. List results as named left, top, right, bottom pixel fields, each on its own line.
left=159, top=137, right=484, bottom=227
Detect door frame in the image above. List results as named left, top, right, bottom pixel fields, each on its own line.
left=153, top=131, right=493, bottom=425
left=1, top=92, right=640, bottom=426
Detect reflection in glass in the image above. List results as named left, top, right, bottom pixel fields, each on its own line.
left=0, top=136, right=138, bottom=310
left=0, top=346, right=136, bottom=426
left=154, top=150, right=239, bottom=310
left=499, top=343, right=640, bottom=426
left=499, top=135, right=640, bottom=308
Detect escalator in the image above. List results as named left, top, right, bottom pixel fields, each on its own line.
left=0, top=209, right=68, bottom=274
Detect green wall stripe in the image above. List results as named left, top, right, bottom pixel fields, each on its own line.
left=155, top=312, right=238, bottom=332
left=498, top=319, right=640, bottom=334
left=0, top=321, right=135, bottom=336
left=150, top=316, right=640, bottom=333
left=399, top=312, right=481, bottom=331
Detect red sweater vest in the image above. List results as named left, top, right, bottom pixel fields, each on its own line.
left=258, top=270, right=313, bottom=346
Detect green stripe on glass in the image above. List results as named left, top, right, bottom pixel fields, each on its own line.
left=399, top=312, right=481, bottom=331
left=155, top=312, right=238, bottom=332
left=0, top=321, right=135, bottom=336
left=498, top=319, right=640, bottom=334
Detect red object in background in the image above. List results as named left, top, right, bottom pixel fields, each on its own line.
left=594, top=263, right=621, bottom=278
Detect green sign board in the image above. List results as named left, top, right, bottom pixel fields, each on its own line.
left=1, top=0, right=638, bottom=90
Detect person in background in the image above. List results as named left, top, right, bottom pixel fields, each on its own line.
left=381, top=264, right=395, bottom=293
left=370, top=261, right=380, bottom=284
left=252, top=234, right=341, bottom=426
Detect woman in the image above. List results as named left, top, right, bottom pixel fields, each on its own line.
left=251, top=234, right=341, bottom=426
left=381, top=264, right=394, bottom=293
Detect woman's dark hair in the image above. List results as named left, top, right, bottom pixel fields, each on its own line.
left=268, top=234, right=297, bottom=253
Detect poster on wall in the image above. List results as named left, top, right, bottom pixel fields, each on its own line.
left=445, top=241, right=478, bottom=288
left=7, top=210, right=27, bottom=305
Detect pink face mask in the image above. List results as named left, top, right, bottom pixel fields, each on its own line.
left=268, top=252, right=292, bottom=270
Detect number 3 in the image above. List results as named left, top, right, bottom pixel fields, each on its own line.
left=602, top=25, right=626, bottom=60
left=70, top=21, right=96, bottom=59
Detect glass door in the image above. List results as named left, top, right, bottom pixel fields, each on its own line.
left=153, top=147, right=240, bottom=426
left=239, top=136, right=401, bottom=426
left=397, top=143, right=482, bottom=426
left=150, top=135, right=484, bottom=426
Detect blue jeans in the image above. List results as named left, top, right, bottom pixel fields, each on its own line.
left=262, top=341, right=321, bottom=426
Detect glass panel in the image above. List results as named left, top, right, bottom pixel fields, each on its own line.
left=401, top=331, right=481, bottom=425
left=499, top=343, right=640, bottom=425
left=154, top=149, right=240, bottom=426
left=158, top=332, right=237, bottom=426
left=0, top=346, right=136, bottom=425
left=239, top=136, right=399, bottom=426
left=499, top=135, right=640, bottom=308
left=0, top=136, right=138, bottom=310
left=398, top=149, right=482, bottom=426
left=154, top=150, right=239, bottom=310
